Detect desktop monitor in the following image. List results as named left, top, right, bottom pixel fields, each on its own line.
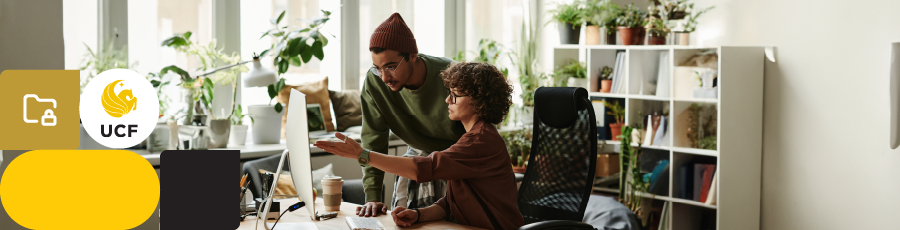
left=285, top=88, right=316, bottom=217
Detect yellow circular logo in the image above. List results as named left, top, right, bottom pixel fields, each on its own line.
left=102, top=80, right=138, bottom=118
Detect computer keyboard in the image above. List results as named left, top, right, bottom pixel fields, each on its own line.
left=345, top=216, right=386, bottom=230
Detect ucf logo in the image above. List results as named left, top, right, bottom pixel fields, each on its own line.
left=100, top=80, right=139, bottom=138
left=80, top=69, right=158, bottom=148
left=102, top=80, right=138, bottom=117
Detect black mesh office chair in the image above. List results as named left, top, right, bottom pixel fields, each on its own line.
left=517, top=87, right=597, bottom=230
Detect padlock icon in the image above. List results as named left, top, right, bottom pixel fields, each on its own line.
left=41, top=109, right=57, bottom=126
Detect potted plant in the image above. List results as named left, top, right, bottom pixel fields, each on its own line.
left=160, top=31, right=249, bottom=148
left=586, top=0, right=622, bottom=45
left=510, top=16, right=546, bottom=125
left=556, top=60, right=588, bottom=89
left=504, top=128, right=533, bottom=173
left=617, top=125, right=651, bottom=223
left=599, top=66, right=613, bottom=93
left=229, top=104, right=249, bottom=146
left=678, top=4, right=715, bottom=45
left=604, top=100, right=625, bottom=140
left=646, top=6, right=670, bottom=45
left=616, top=4, right=647, bottom=45
left=548, top=0, right=587, bottom=45
left=251, top=10, right=335, bottom=144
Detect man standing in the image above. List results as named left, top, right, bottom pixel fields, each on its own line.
left=356, top=13, right=466, bottom=217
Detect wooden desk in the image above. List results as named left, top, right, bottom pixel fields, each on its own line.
left=239, top=199, right=482, bottom=230
left=135, top=139, right=408, bottom=167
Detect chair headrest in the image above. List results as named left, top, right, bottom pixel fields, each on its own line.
left=534, top=87, right=588, bottom=128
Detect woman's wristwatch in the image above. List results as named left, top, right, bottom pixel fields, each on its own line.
left=358, top=149, right=371, bottom=167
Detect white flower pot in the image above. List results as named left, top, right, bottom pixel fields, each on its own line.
left=209, top=119, right=231, bottom=148
left=229, top=124, right=249, bottom=146
left=568, top=78, right=589, bottom=89
left=248, top=105, right=283, bottom=144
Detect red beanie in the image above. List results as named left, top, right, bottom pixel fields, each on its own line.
left=369, top=13, right=418, bottom=54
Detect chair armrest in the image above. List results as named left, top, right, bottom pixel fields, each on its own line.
left=517, top=220, right=595, bottom=230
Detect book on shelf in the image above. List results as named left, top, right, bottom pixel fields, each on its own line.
left=652, top=116, right=667, bottom=146
left=642, top=115, right=655, bottom=146
left=693, top=164, right=703, bottom=201
left=611, top=51, right=626, bottom=94
left=655, top=52, right=670, bottom=97
left=679, top=164, right=691, bottom=199
left=681, top=163, right=716, bottom=202
left=699, top=164, right=716, bottom=203
left=590, top=96, right=607, bottom=140
left=658, top=202, right=669, bottom=230
left=704, top=171, right=718, bottom=205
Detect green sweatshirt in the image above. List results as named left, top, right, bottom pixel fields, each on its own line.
left=360, top=53, right=466, bottom=203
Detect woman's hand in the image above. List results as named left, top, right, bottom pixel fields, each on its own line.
left=313, top=133, right=364, bottom=159
left=390, top=207, right=418, bottom=227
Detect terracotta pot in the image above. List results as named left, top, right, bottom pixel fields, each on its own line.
left=648, top=34, right=666, bottom=45
left=512, top=166, right=527, bottom=174
left=600, top=80, right=613, bottom=93
left=609, top=122, right=624, bottom=141
left=606, top=30, right=617, bottom=45
left=617, top=27, right=645, bottom=45
left=586, top=25, right=601, bottom=45
left=558, top=22, right=581, bottom=44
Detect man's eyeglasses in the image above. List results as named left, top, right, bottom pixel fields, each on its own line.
left=370, top=58, right=405, bottom=77
left=447, top=88, right=468, bottom=104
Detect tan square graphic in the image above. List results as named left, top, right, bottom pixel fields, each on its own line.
left=0, top=70, right=80, bottom=149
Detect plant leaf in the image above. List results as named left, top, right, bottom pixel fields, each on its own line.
left=311, top=41, right=324, bottom=60
left=161, top=36, right=187, bottom=47
left=321, top=10, right=331, bottom=16
left=287, top=37, right=305, bottom=57
left=274, top=103, right=283, bottom=113
left=272, top=10, right=286, bottom=25
left=300, top=41, right=313, bottom=63
left=276, top=78, right=286, bottom=93
left=290, top=56, right=303, bottom=66
left=277, top=58, right=289, bottom=74
left=159, top=65, right=191, bottom=82
left=183, top=32, right=192, bottom=41
left=268, top=83, right=278, bottom=99
left=260, top=48, right=271, bottom=57
left=317, top=32, right=328, bottom=46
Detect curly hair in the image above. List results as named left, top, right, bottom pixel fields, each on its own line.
left=441, top=62, right=514, bottom=124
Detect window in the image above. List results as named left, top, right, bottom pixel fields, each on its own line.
left=465, top=0, right=526, bottom=105
left=240, top=0, right=342, bottom=108
left=62, top=0, right=98, bottom=88
left=358, top=0, right=445, bottom=90
left=128, top=0, right=214, bottom=118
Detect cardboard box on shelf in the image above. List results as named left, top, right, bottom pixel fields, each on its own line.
left=596, top=153, right=620, bottom=178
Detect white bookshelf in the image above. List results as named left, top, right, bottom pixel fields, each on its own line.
left=558, top=45, right=764, bottom=230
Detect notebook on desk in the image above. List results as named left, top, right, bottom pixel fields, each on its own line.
left=346, top=217, right=386, bottom=230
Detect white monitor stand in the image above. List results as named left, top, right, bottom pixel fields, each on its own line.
left=256, top=89, right=318, bottom=230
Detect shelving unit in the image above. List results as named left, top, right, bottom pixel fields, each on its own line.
left=558, top=45, right=764, bottom=230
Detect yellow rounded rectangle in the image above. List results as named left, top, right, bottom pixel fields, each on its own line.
left=1, top=150, right=159, bottom=229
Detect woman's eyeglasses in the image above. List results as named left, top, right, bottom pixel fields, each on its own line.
left=447, top=88, right=467, bottom=104
left=370, top=58, right=405, bottom=77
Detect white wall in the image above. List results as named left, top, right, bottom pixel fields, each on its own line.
left=684, top=0, right=900, bottom=229
left=0, top=0, right=64, bottom=72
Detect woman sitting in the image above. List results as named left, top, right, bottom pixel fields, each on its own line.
left=314, top=62, right=522, bottom=230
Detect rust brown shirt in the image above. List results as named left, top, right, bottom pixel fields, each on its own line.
left=413, top=120, right=524, bottom=230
